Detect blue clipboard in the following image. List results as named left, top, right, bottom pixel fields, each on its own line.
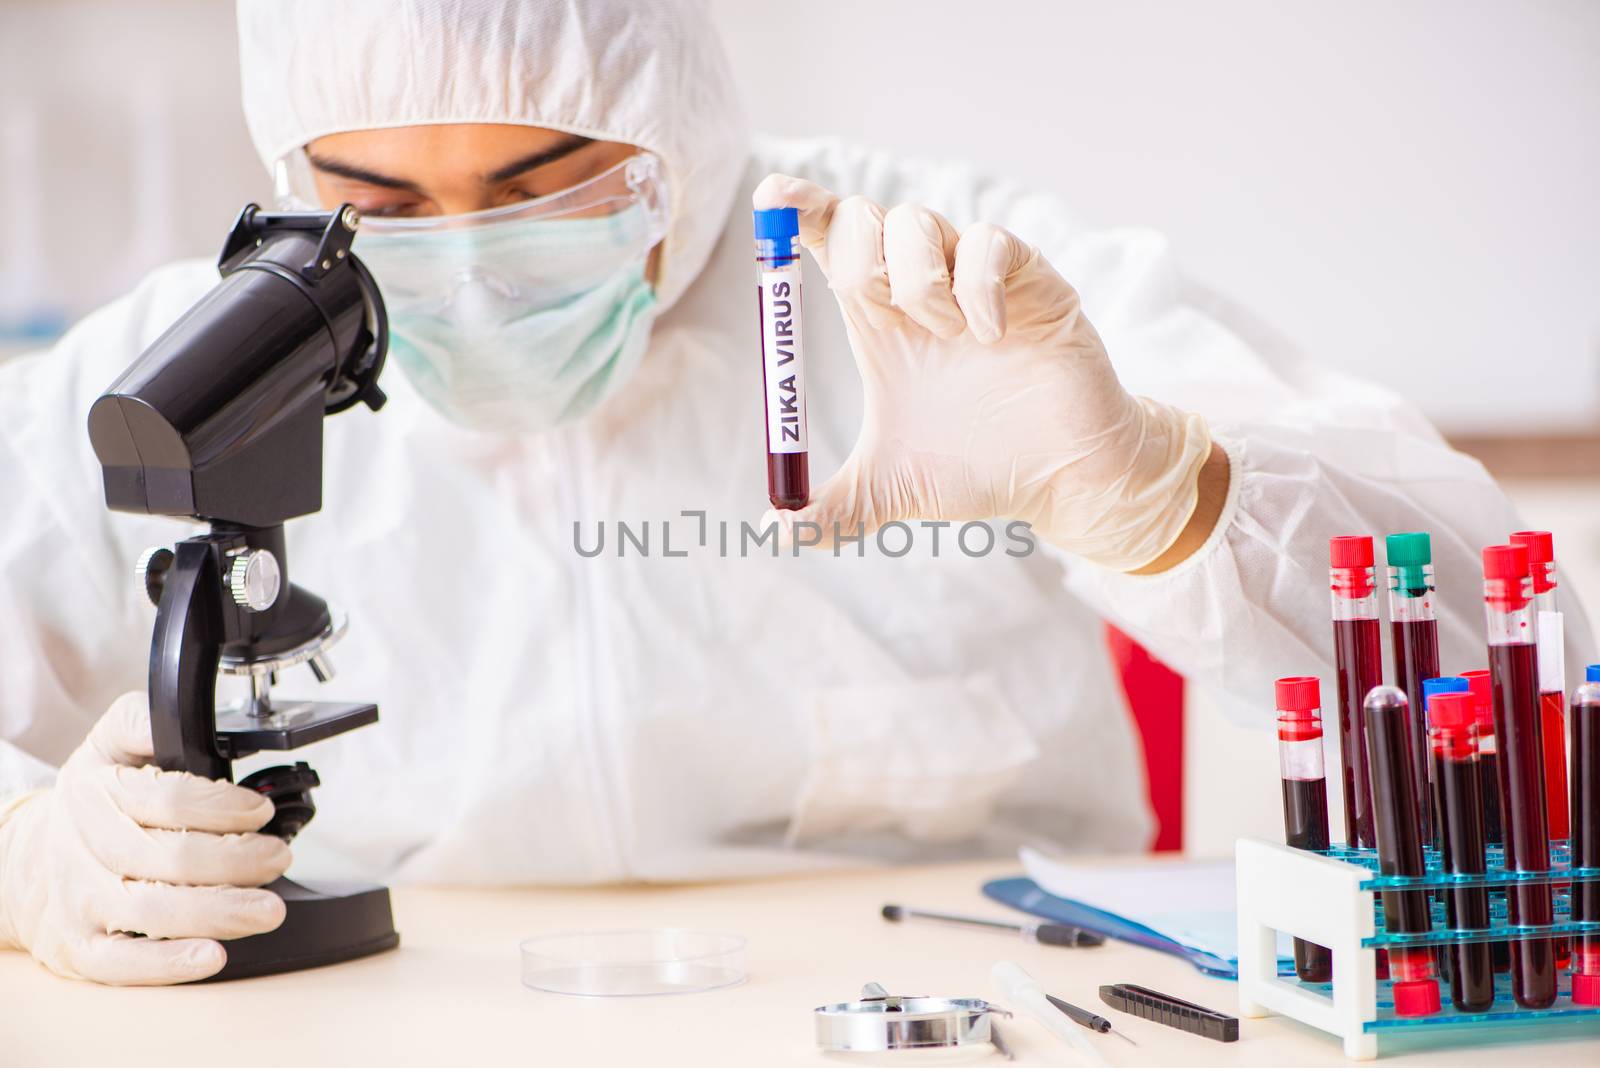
left=983, top=876, right=1295, bottom=980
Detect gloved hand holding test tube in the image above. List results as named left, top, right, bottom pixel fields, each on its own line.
left=750, top=176, right=1215, bottom=573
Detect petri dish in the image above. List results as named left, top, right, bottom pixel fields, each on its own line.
left=519, top=929, right=746, bottom=996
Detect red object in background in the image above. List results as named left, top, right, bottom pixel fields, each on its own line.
left=1106, top=624, right=1185, bottom=852
left=1541, top=690, right=1570, bottom=841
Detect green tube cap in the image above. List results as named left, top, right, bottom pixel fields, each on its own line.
left=1386, top=531, right=1432, bottom=595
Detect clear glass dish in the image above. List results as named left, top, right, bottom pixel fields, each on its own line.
left=519, top=929, right=746, bottom=997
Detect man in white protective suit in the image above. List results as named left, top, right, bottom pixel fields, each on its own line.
left=0, top=0, right=1585, bottom=984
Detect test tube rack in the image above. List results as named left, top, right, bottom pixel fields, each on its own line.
left=1235, top=837, right=1600, bottom=1059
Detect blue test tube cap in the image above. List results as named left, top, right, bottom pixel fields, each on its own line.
left=753, top=206, right=800, bottom=242
left=1588, top=664, right=1600, bottom=683
left=1421, top=676, right=1469, bottom=708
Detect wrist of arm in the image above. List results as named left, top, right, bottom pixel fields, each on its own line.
left=1130, top=441, right=1230, bottom=575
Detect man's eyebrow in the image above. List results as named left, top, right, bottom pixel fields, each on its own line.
left=483, top=135, right=595, bottom=184
left=306, top=154, right=423, bottom=193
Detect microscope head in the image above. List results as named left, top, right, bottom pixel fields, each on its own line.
left=88, top=205, right=387, bottom=528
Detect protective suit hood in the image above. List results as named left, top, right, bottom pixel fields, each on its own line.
left=235, top=0, right=749, bottom=312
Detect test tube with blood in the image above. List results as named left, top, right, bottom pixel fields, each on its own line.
left=1482, top=544, right=1557, bottom=1009
left=1571, top=669, right=1600, bottom=1006
left=1386, top=533, right=1440, bottom=848
left=1427, top=691, right=1496, bottom=1012
left=1511, top=531, right=1569, bottom=843
left=1364, top=685, right=1442, bottom=1016
left=1276, top=676, right=1333, bottom=983
left=753, top=207, right=810, bottom=511
left=1330, top=535, right=1382, bottom=849
left=1461, top=668, right=1510, bottom=974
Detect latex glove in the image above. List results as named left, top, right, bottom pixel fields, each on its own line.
left=752, top=175, right=1212, bottom=571
left=0, top=692, right=289, bottom=984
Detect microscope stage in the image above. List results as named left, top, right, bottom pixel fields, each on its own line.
left=215, top=700, right=378, bottom=756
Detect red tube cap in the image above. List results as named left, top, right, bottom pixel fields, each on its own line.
left=1275, top=676, right=1321, bottom=712
left=1482, top=544, right=1531, bottom=609
left=1509, top=530, right=1553, bottom=564
left=1392, top=979, right=1442, bottom=1017
left=1575, top=973, right=1600, bottom=1006
left=1461, top=669, right=1494, bottom=731
left=1482, top=543, right=1529, bottom=580
left=1329, top=535, right=1374, bottom=569
left=1428, top=692, right=1475, bottom=730
left=1510, top=531, right=1556, bottom=593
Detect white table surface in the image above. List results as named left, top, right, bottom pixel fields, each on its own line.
left=3, top=858, right=1597, bottom=1066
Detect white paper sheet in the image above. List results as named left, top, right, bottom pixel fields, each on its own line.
left=1020, top=847, right=1291, bottom=962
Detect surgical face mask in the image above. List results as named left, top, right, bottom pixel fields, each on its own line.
left=323, top=153, right=671, bottom=433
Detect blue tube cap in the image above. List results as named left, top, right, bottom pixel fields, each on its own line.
left=753, top=207, right=800, bottom=242
left=1422, top=676, right=1469, bottom=708
left=1588, top=664, right=1600, bottom=684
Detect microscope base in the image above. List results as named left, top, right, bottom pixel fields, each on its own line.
left=207, top=876, right=399, bottom=981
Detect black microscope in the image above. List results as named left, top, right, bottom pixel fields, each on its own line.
left=87, top=204, right=400, bottom=980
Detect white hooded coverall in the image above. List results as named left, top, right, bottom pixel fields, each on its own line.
left=0, top=0, right=1586, bottom=885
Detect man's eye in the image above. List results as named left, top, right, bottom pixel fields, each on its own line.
left=358, top=202, right=425, bottom=219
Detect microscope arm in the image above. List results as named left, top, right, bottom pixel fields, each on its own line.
left=148, top=540, right=228, bottom=780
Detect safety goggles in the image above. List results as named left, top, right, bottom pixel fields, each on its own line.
left=274, top=149, right=669, bottom=239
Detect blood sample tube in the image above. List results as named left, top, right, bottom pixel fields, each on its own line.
left=1276, top=676, right=1334, bottom=983
left=1427, top=691, right=1496, bottom=1011
left=754, top=207, right=810, bottom=510
left=1482, top=543, right=1557, bottom=1008
left=1461, top=670, right=1505, bottom=848
left=1330, top=536, right=1382, bottom=849
left=1573, top=667, right=1600, bottom=1006
left=1422, top=678, right=1468, bottom=837
left=1461, top=667, right=1511, bottom=974
left=1510, top=531, right=1568, bottom=843
left=1386, top=533, right=1440, bottom=848
left=1364, top=685, right=1442, bottom=1016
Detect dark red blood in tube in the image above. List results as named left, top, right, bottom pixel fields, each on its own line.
left=1364, top=686, right=1441, bottom=1016
left=1489, top=640, right=1557, bottom=1009
left=767, top=454, right=809, bottom=512
left=1333, top=616, right=1382, bottom=847
left=1572, top=684, right=1600, bottom=1005
left=1429, top=693, right=1495, bottom=1012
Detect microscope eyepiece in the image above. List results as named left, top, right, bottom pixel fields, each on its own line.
left=88, top=203, right=387, bottom=527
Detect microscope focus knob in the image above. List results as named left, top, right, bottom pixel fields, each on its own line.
left=238, top=762, right=320, bottom=842
left=228, top=549, right=282, bottom=612
left=136, top=547, right=175, bottom=606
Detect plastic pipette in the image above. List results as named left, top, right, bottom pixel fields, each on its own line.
left=991, top=961, right=1115, bottom=1068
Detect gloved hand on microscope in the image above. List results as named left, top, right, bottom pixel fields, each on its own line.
left=0, top=693, right=289, bottom=984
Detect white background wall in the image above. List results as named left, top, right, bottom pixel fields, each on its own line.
left=0, top=1, right=268, bottom=336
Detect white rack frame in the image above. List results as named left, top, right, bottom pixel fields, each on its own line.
left=1236, top=837, right=1382, bottom=1059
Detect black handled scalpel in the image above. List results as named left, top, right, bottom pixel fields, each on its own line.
left=1045, top=994, right=1137, bottom=1045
